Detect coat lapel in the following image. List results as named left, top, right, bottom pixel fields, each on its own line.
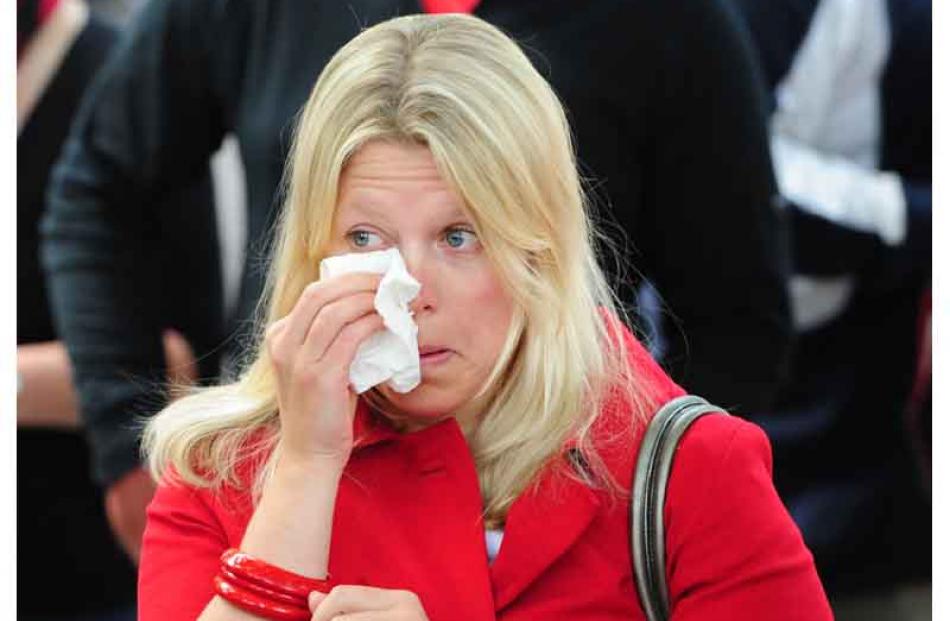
left=336, top=411, right=497, bottom=620
left=490, top=463, right=602, bottom=611
left=346, top=402, right=604, bottom=614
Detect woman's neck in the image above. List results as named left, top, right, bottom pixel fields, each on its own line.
left=379, top=395, right=486, bottom=440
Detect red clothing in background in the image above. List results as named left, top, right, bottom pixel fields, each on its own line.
left=139, top=329, right=831, bottom=620
left=420, top=0, right=481, bottom=14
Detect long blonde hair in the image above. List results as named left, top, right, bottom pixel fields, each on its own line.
left=143, top=13, right=655, bottom=526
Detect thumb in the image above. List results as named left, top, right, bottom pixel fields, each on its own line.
left=162, top=328, right=198, bottom=395
left=308, top=590, right=328, bottom=612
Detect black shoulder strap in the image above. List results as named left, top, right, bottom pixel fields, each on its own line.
left=630, top=395, right=728, bottom=621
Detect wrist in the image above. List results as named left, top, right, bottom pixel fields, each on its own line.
left=270, top=452, right=347, bottom=491
left=276, top=443, right=350, bottom=477
left=242, top=454, right=343, bottom=579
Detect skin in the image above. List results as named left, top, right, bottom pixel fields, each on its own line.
left=17, top=329, right=197, bottom=430
left=200, top=140, right=514, bottom=621
left=328, top=140, right=515, bottom=432
left=18, top=330, right=198, bottom=564
left=105, top=329, right=198, bottom=563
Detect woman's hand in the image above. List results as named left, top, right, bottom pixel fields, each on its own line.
left=265, top=273, right=384, bottom=468
left=308, top=586, right=430, bottom=621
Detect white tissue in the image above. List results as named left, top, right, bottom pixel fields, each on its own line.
left=319, top=248, right=421, bottom=394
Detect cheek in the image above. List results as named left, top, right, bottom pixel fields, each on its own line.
left=446, top=266, right=514, bottom=363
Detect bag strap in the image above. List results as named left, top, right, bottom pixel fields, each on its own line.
left=630, top=395, right=728, bottom=621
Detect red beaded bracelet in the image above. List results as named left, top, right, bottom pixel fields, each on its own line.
left=213, top=548, right=334, bottom=619
left=218, top=565, right=306, bottom=607
left=213, top=573, right=311, bottom=621
left=220, top=548, right=334, bottom=600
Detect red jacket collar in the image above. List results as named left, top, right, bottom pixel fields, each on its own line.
left=351, top=399, right=402, bottom=450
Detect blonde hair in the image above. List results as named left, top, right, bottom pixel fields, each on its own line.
left=143, top=13, right=655, bottom=527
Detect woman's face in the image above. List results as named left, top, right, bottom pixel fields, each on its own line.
left=327, top=140, right=515, bottom=428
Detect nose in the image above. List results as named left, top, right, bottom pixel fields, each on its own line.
left=402, top=247, right=435, bottom=316
left=408, top=289, right=433, bottom=316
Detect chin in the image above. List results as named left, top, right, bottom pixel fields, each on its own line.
left=376, top=381, right=469, bottom=421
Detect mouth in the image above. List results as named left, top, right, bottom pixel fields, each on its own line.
left=419, top=346, right=453, bottom=366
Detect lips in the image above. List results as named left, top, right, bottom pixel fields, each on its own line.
left=419, top=345, right=450, bottom=356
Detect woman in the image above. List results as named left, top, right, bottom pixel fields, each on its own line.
left=139, top=14, right=831, bottom=621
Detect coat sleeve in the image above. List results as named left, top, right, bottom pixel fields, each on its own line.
left=633, top=0, right=792, bottom=415
left=663, top=415, right=832, bottom=620
left=139, top=480, right=231, bottom=621
left=39, top=0, right=240, bottom=487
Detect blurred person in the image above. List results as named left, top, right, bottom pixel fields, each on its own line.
left=17, top=0, right=223, bottom=616
left=734, top=0, right=932, bottom=615
left=138, top=15, right=831, bottom=620
left=18, top=1, right=143, bottom=618
left=86, top=0, right=150, bottom=26
left=42, top=0, right=791, bottom=566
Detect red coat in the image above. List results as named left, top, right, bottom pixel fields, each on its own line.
left=139, top=332, right=832, bottom=620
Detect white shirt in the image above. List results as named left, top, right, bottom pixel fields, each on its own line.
left=485, top=529, right=504, bottom=564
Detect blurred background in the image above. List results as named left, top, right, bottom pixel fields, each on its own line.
left=17, top=0, right=931, bottom=619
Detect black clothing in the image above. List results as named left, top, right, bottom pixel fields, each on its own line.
left=19, top=12, right=225, bottom=617
left=42, top=0, right=791, bottom=488
left=734, top=0, right=932, bottom=593
left=17, top=17, right=138, bottom=617
left=734, top=0, right=819, bottom=96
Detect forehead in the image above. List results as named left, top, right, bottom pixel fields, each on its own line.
left=335, top=141, right=468, bottom=223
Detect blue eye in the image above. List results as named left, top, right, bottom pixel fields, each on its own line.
left=348, top=230, right=382, bottom=249
left=444, top=228, right=477, bottom=249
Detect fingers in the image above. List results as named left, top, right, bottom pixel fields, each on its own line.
left=310, top=312, right=386, bottom=392
left=301, top=291, right=378, bottom=362
left=263, top=273, right=390, bottom=462
left=162, top=329, right=197, bottom=381
left=162, top=329, right=198, bottom=399
left=282, top=273, right=382, bottom=349
left=103, top=467, right=156, bottom=566
left=309, top=591, right=325, bottom=612
left=326, top=311, right=387, bottom=367
left=309, top=586, right=423, bottom=621
left=319, top=613, right=385, bottom=621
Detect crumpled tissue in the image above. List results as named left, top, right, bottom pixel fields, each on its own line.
left=319, top=248, right=421, bottom=394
